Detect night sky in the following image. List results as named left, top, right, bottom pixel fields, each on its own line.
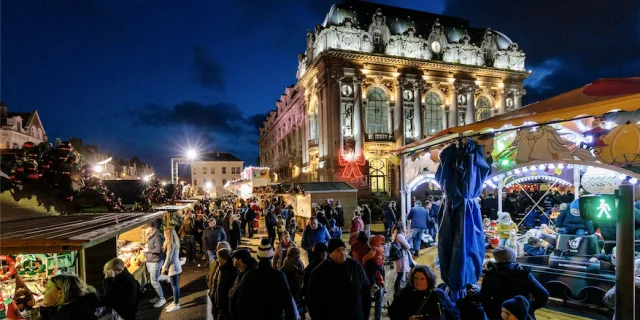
left=2, top=0, right=638, bottom=175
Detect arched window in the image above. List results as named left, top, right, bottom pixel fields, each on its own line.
left=423, top=92, right=444, bottom=136
left=369, top=158, right=387, bottom=193
left=365, top=87, right=389, bottom=134
left=309, top=99, right=318, bottom=141
left=476, top=96, right=492, bottom=121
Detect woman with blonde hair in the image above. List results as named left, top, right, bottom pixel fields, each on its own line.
left=162, top=227, right=183, bottom=312
left=41, top=274, right=98, bottom=319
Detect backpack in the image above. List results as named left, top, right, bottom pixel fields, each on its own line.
left=389, top=241, right=404, bottom=261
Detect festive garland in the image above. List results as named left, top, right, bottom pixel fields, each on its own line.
left=0, top=141, right=124, bottom=213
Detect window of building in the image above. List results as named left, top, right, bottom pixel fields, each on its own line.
left=222, top=179, right=227, bottom=185
left=213, top=180, right=216, bottom=185
left=424, top=92, right=444, bottom=136
left=211, top=167, right=215, bottom=174
left=365, top=87, right=389, bottom=134
left=369, top=158, right=387, bottom=193
left=476, top=96, right=492, bottom=122
left=203, top=167, right=207, bottom=174
left=309, top=99, right=319, bottom=141
left=194, top=179, right=198, bottom=186
left=222, top=167, right=227, bottom=174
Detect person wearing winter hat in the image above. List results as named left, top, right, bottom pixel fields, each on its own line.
left=307, top=238, right=371, bottom=320
left=556, top=199, right=594, bottom=235
left=481, top=247, right=548, bottom=319
left=501, top=295, right=531, bottom=320
left=233, top=239, right=297, bottom=320
left=456, top=284, right=488, bottom=320
left=523, top=237, right=548, bottom=256
left=302, top=242, right=328, bottom=303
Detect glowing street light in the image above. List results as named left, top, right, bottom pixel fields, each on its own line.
left=161, top=181, right=167, bottom=186
left=143, top=173, right=155, bottom=182
left=186, top=149, right=197, bottom=160
left=205, top=182, right=213, bottom=189
left=94, top=165, right=104, bottom=173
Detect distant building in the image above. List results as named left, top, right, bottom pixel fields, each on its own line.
left=0, top=102, right=47, bottom=149
left=258, top=1, right=529, bottom=198
left=190, top=150, right=244, bottom=197
left=69, top=138, right=154, bottom=181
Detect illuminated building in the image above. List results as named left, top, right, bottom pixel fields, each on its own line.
left=258, top=1, right=529, bottom=197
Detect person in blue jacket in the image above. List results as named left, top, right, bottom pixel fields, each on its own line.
left=556, top=199, right=594, bottom=235
left=301, top=216, right=331, bottom=263
left=407, top=200, right=429, bottom=257
left=523, top=237, right=548, bottom=256
left=327, top=218, right=342, bottom=240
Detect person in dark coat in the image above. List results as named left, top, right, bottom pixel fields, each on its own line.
left=228, top=214, right=242, bottom=250
left=194, top=213, right=207, bottom=256
left=562, top=190, right=574, bottom=204
left=388, top=265, right=459, bottom=320
left=211, top=249, right=238, bottom=320
left=98, top=258, right=141, bottom=320
left=383, top=202, right=398, bottom=242
left=484, top=194, right=499, bottom=221
left=316, top=211, right=329, bottom=228
left=222, top=212, right=232, bottom=241
left=301, top=242, right=328, bottom=304
left=306, top=239, right=371, bottom=320
left=246, top=206, right=256, bottom=238
left=265, top=208, right=277, bottom=247
left=40, top=274, right=99, bottom=320
left=235, top=239, right=297, bottom=320
left=481, top=247, right=549, bottom=319
left=361, top=204, right=372, bottom=237
left=322, top=200, right=332, bottom=220
left=229, top=250, right=257, bottom=320
left=556, top=199, right=594, bottom=235
left=334, top=200, right=345, bottom=228
left=280, top=247, right=305, bottom=315
left=456, top=284, right=488, bottom=320
left=203, top=218, right=227, bottom=262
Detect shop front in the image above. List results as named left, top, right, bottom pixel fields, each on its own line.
left=0, top=211, right=166, bottom=319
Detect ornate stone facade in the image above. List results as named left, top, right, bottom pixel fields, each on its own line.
left=258, top=2, right=530, bottom=198
left=0, top=102, right=47, bottom=149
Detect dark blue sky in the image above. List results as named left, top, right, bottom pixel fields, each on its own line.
left=2, top=0, right=638, bottom=175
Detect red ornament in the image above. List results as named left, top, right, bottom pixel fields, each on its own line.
left=16, top=167, right=24, bottom=173
left=23, top=142, right=35, bottom=149
left=26, top=173, right=39, bottom=181
left=338, top=150, right=366, bottom=179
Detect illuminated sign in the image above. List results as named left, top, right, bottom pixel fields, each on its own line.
left=579, top=194, right=617, bottom=221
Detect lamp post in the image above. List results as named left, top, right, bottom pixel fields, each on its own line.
left=171, top=149, right=197, bottom=184
left=94, top=157, right=112, bottom=179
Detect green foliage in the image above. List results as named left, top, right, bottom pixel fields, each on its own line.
left=370, top=192, right=391, bottom=222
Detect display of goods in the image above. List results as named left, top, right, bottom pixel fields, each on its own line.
left=0, top=256, right=16, bottom=282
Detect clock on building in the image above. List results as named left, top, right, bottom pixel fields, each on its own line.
left=457, top=94, right=467, bottom=105
left=402, top=89, right=413, bottom=101
left=370, top=159, right=384, bottom=170
left=431, top=41, right=442, bottom=54
left=341, top=84, right=353, bottom=97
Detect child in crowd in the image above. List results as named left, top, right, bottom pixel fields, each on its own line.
left=362, top=235, right=386, bottom=294
left=276, top=215, right=286, bottom=241
left=497, top=212, right=518, bottom=247
left=524, top=236, right=548, bottom=256
left=287, top=217, right=297, bottom=243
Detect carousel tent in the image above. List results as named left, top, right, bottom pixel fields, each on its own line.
left=395, top=77, right=640, bottom=155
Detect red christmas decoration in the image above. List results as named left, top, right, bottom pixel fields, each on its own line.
left=338, top=150, right=365, bottom=179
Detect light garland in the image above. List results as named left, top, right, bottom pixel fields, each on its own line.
left=505, top=175, right=572, bottom=188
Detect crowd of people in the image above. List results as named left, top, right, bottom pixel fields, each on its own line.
left=37, top=190, right=631, bottom=320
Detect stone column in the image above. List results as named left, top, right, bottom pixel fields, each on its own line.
left=316, top=78, right=327, bottom=158
left=448, top=83, right=459, bottom=128
left=353, top=75, right=364, bottom=153
left=465, top=86, right=475, bottom=125
left=337, top=79, right=344, bottom=153
left=413, top=81, right=423, bottom=140
left=302, top=100, right=309, bottom=166
left=497, top=89, right=506, bottom=115
left=515, top=88, right=526, bottom=109
left=394, top=78, right=403, bottom=148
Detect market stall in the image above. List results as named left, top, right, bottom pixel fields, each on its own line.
left=0, top=211, right=166, bottom=318
left=225, top=166, right=271, bottom=198
left=253, top=182, right=358, bottom=228
left=392, top=77, right=640, bottom=308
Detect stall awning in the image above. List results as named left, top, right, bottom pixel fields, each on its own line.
left=394, top=77, right=640, bottom=154
left=0, top=211, right=166, bottom=254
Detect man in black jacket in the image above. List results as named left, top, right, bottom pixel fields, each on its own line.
left=361, top=204, right=372, bottom=237
left=203, top=218, right=227, bottom=264
left=229, top=249, right=257, bottom=319
left=235, top=240, right=297, bottom=320
left=99, top=258, right=141, bottom=320
left=307, top=238, right=371, bottom=320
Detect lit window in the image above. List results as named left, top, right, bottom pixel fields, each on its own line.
left=365, top=87, right=389, bottom=134
left=424, top=92, right=444, bottom=136
left=476, top=96, right=492, bottom=122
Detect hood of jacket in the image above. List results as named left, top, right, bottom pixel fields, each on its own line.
left=328, top=219, right=336, bottom=228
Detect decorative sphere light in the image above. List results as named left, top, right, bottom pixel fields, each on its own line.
left=522, top=167, right=528, bottom=172
left=538, top=164, right=546, bottom=170
left=630, top=178, right=638, bottom=184
left=548, top=164, right=555, bottom=169
left=186, top=149, right=197, bottom=160
left=530, top=166, right=538, bottom=171
left=93, top=165, right=103, bottom=173
left=492, top=176, right=499, bottom=182
left=557, top=163, right=564, bottom=169
left=514, top=169, right=521, bottom=174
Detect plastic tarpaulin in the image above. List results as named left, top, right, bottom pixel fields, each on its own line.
left=435, top=139, right=491, bottom=301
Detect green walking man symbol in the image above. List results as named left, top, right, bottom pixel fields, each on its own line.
left=597, top=199, right=611, bottom=219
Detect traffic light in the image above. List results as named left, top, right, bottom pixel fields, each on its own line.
left=579, top=194, right=617, bottom=221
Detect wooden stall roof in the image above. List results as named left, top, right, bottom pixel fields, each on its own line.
left=0, top=211, right=166, bottom=255
left=276, top=182, right=357, bottom=193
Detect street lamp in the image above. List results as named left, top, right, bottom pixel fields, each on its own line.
left=205, top=182, right=212, bottom=189
left=143, top=173, right=155, bottom=182
left=93, top=165, right=104, bottom=173
left=171, top=149, right=199, bottom=184
left=186, top=149, right=197, bottom=160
